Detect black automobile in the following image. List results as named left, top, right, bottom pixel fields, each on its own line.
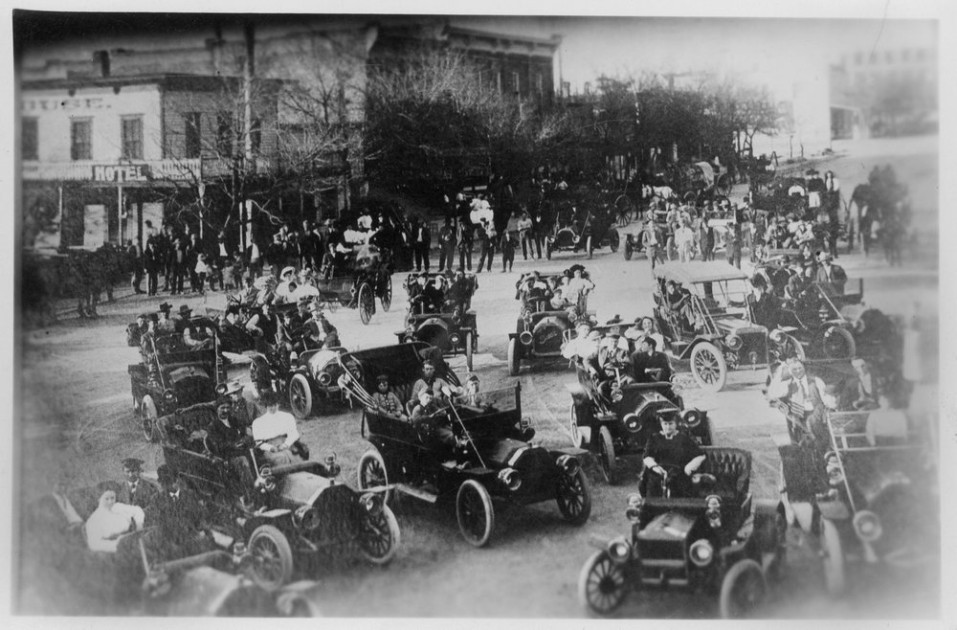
left=578, top=447, right=786, bottom=618
left=337, top=343, right=592, bottom=547
left=160, top=402, right=400, bottom=591
left=567, top=357, right=712, bottom=484
left=315, top=244, right=393, bottom=325
left=546, top=209, right=620, bottom=259
left=397, top=272, right=480, bottom=372
left=508, top=272, right=595, bottom=376
left=249, top=346, right=351, bottom=419
left=129, top=333, right=222, bottom=442
left=776, top=409, right=938, bottom=597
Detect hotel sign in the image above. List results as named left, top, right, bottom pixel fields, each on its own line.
left=92, top=164, right=150, bottom=182
left=23, top=159, right=201, bottom=182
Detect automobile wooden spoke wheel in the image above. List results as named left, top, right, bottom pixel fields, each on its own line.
left=288, top=373, right=313, bottom=420
left=690, top=341, right=728, bottom=392
left=247, top=524, right=294, bottom=592
left=719, top=559, right=767, bottom=619
left=356, top=448, right=392, bottom=503
left=578, top=550, right=627, bottom=616
left=358, top=505, right=400, bottom=565
left=556, top=467, right=592, bottom=525
left=456, top=479, right=495, bottom=547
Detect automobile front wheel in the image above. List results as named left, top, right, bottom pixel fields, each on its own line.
left=358, top=505, right=400, bottom=565
left=465, top=332, right=474, bottom=372
left=380, top=275, right=393, bottom=312
left=586, top=235, right=594, bottom=259
left=568, top=402, right=587, bottom=448
left=624, top=240, right=633, bottom=261
left=358, top=283, right=375, bottom=325
left=556, top=467, right=592, bottom=525
left=288, top=373, right=313, bottom=420
left=507, top=337, right=520, bottom=377
left=578, top=550, right=628, bottom=616
left=247, top=524, right=294, bottom=592
left=719, top=558, right=767, bottom=619
left=608, top=229, right=620, bottom=252
left=597, top=426, right=618, bottom=484
left=140, top=395, right=159, bottom=443
left=456, top=479, right=495, bottom=547
left=820, top=517, right=846, bottom=597
left=356, top=448, right=391, bottom=504
left=690, top=341, right=728, bottom=392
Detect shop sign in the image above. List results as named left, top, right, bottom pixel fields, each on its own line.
left=92, top=164, right=150, bottom=182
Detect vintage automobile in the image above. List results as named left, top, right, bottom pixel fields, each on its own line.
left=652, top=262, right=802, bottom=392
left=160, top=402, right=399, bottom=591
left=23, top=481, right=319, bottom=616
left=249, top=345, right=351, bottom=419
left=776, top=409, right=938, bottom=597
left=337, top=343, right=592, bottom=547
left=129, top=332, right=223, bottom=442
left=578, top=446, right=786, bottom=618
left=397, top=272, right=480, bottom=372
left=314, top=244, right=393, bottom=325
left=566, top=357, right=712, bottom=484
left=546, top=209, right=620, bottom=259
left=508, top=273, right=595, bottom=376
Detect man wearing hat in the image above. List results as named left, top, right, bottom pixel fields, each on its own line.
left=304, top=302, right=340, bottom=350
left=410, top=360, right=456, bottom=407
left=246, top=301, right=279, bottom=348
left=372, top=374, right=407, bottom=420
left=767, top=357, right=828, bottom=447
left=127, top=313, right=149, bottom=347
left=146, top=465, right=214, bottom=560
left=177, top=305, right=215, bottom=349
left=115, top=457, right=158, bottom=509
left=629, top=336, right=673, bottom=384
left=206, top=395, right=256, bottom=506
left=157, top=303, right=176, bottom=334
left=747, top=274, right=781, bottom=331
left=641, top=220, right=665, bottom=269
left=814, top=252, right=847, bottom=296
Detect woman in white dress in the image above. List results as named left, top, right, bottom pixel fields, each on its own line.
left=85, top=489, right=145, bottom=553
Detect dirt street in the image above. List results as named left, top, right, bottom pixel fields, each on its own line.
left=15, top=137, right=939, bottom=617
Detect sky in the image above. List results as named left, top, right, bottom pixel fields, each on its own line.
left=452, top=16, right=938, bottom=99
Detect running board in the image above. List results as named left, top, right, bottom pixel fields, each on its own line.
left=396, top=483, right=439, bottom=503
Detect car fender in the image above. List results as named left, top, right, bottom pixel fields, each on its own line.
left=547, top=446, right=589, bottom=459
left=241, top=509, right=295, bottom=537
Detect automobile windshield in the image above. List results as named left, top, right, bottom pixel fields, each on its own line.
left=691, top=279, right=750, bottom=320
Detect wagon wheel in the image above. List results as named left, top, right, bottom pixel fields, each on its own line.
left=357, top=505, right=400, bottom=565
left=140, top=395, right=159, bottom=443
left=821, top=326, right=856, bottom=360
left=578, top=550, right=628, bottom=616
left=556, top=467, right=592, bottom=525
left=820, top=517, right=846, bottom=597
left=455, top=479, right=495, bottom=547
left=358, top=283, right=375, bottom=325
left=690, top=342, right=728, bottom=392
left=608, top=229, right=620, bottom=253
left=380, top=275, right=393, bottom=312
left=465, top=332, right=474, bottom=372
left=356, top=448, right=392, bottom=504
left=247, top=524, right=294, bottom=592
left=614, top=195, right=636, bottom=226
left=288, top=373, right=313, bottom=420
left=718, top=559, right=767, bottom=619
left=597, top=426, right=618, bottom=484
left=507, top=337, right=520, bottom=377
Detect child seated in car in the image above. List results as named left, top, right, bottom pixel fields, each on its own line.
left=372, top=374, right=407, bottom=420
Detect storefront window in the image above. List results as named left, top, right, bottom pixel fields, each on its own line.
left=70, top=118, right=92, bottom=160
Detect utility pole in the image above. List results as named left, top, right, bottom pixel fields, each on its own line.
left=241, top=21, right=255, bottom=254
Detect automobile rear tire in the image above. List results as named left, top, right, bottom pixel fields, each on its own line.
left=456, top=479, right=495, bottom=547
left=358, top=505, right=400, bottom=565
left=507, top=338, right=520, bottom=377
left=821, top=325, right=856, bottom=360
left=624, top=240, right=633, bottom=261
left=597, top=426, right=618, bottom=484
left=288, top=373, right=313, bottom=420
left=690, top=341, right=728, bottom=392
left=357, top=448, right=392, bottom=504
left=247, top=524, right=294, bottom=592
left=719, top=559, right=767, bottom=619
left=556, top=467, right=592, bottom=525
left=609, top=229, right=620, bottom=253
left=358, top=283, right=374, bottom=325
left=820, top=517, right=846, bottom=597
left=141, top=395, right=159, bottom=443
left=586, top=235, right=594, bottom=259
left=380, top=276, right=392, bottom=312
left=578, top=550, right=627, bottom=616
left=465, top=332, right=474, bottom=372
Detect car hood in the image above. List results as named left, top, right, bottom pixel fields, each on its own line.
left=637, top=510, right=698, bottom=544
